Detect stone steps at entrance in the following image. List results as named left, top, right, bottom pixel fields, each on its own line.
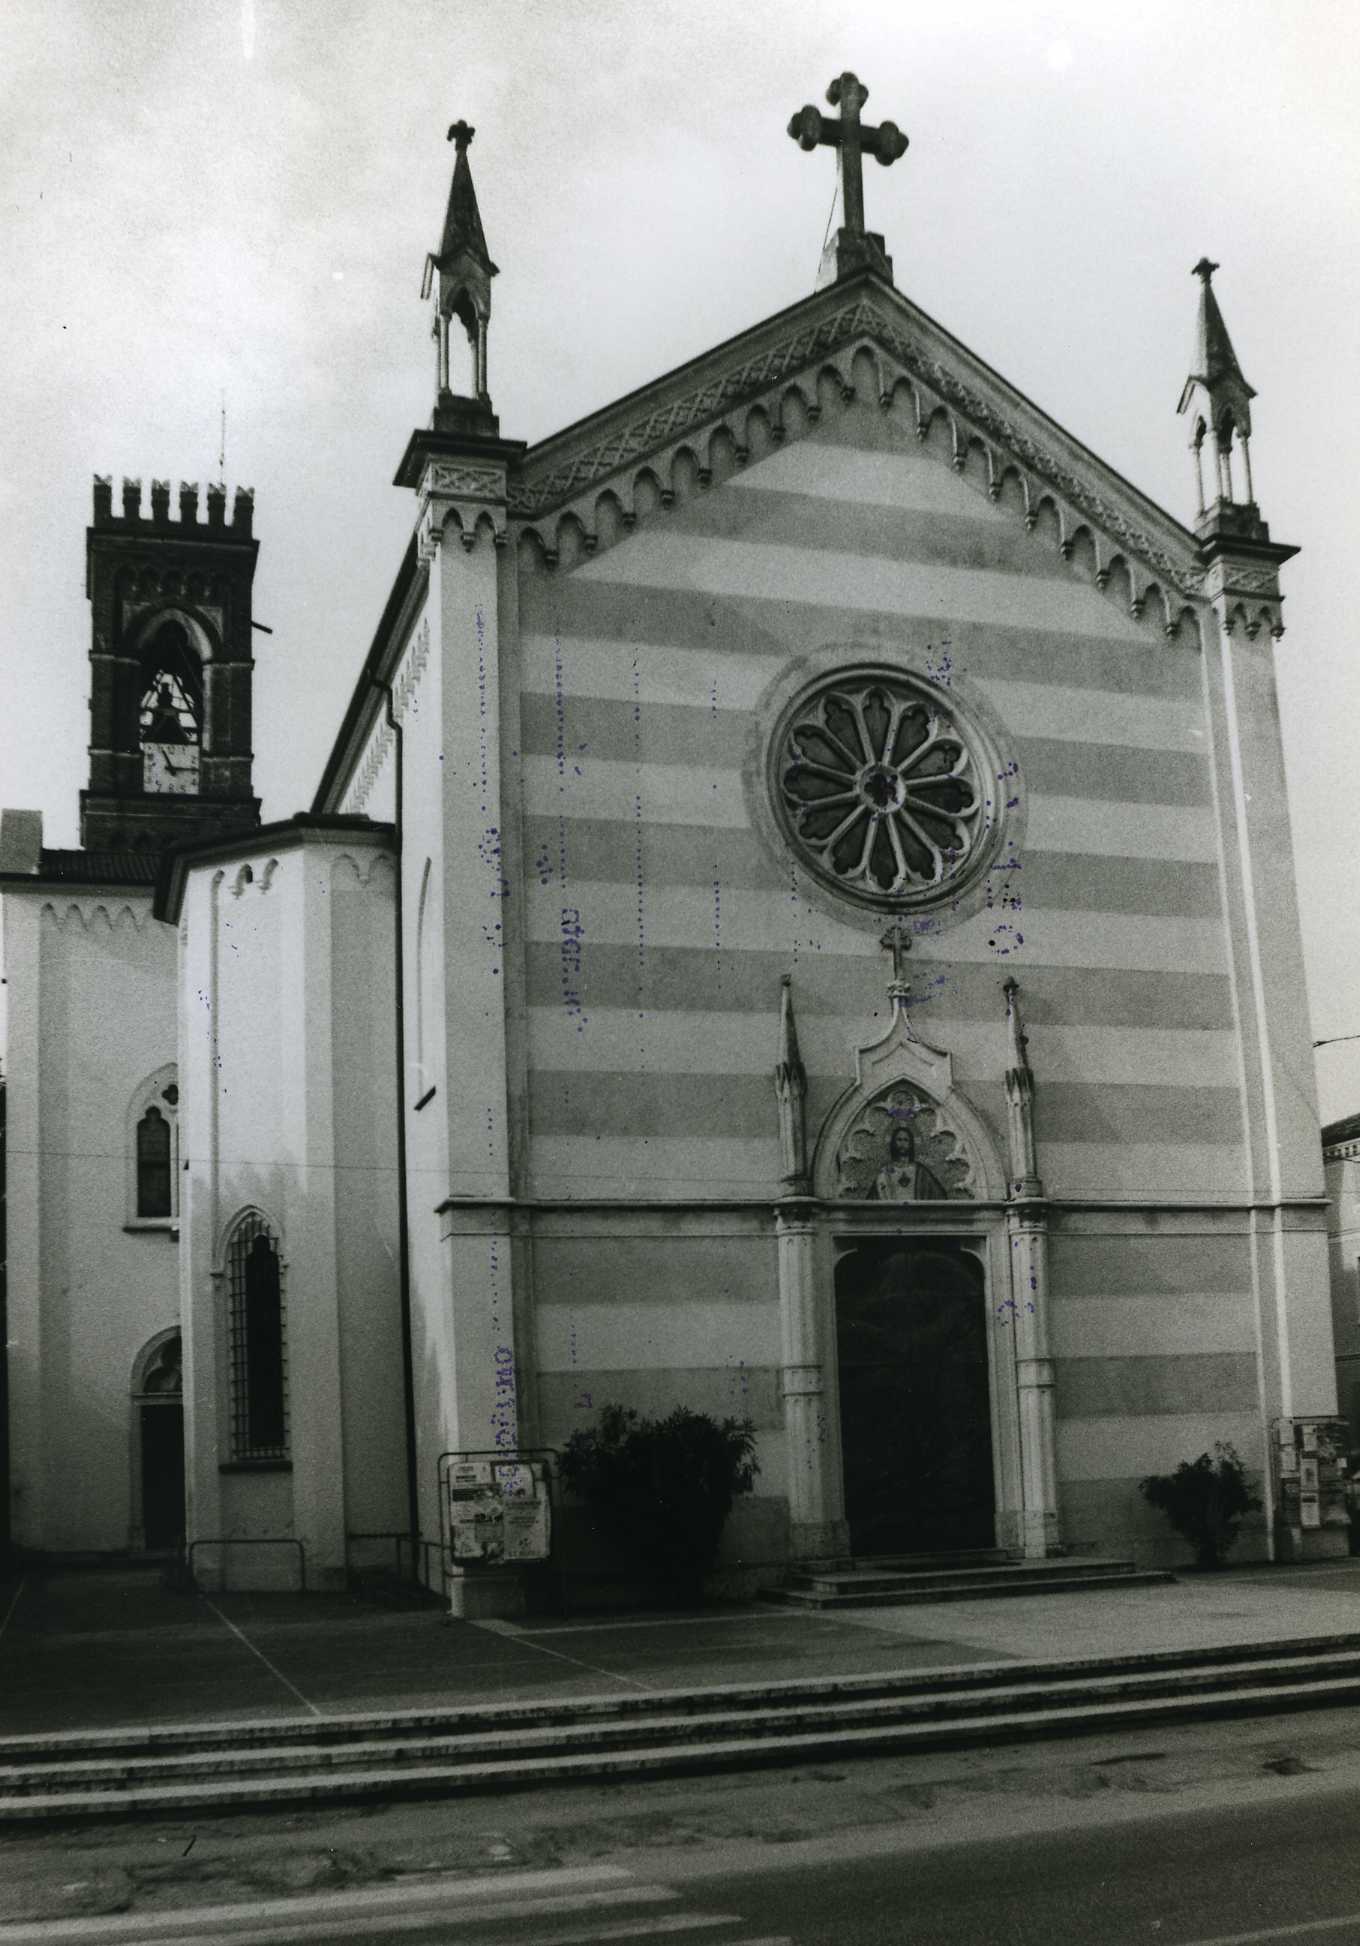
left=762, top=1555, right=1174, bottom=1608
left=2, top=1633, right=1360, bottom=1821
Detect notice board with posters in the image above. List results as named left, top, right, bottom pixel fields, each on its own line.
left=445, top=1456, right=552, bottom=1565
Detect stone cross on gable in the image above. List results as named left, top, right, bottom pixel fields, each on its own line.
left=447, top=119, right=475, bottom=150
left=880, top=918, right=913, bottom=996
left=788, top=72, right=908, bottom=282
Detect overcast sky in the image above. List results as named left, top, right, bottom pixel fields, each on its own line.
left=3, top=1, right=1359, bottom=1116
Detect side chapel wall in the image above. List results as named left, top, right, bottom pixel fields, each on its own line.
left=4, top=889, right=178, bottom=1553
left=178, top=831, right=403, bottom=1588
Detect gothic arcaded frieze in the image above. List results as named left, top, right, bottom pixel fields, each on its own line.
left=40, top=899, right=151, bottom=934
left=509, top=290, right=1218, bottom=642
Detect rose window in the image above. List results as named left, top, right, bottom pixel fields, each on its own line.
left=773, top=670, right=990, bottom=905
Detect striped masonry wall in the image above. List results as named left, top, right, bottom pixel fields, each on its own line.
left=1048, top=1225, right=1263, bottom=1559
left=511, top=396, right=1256, bottom=1552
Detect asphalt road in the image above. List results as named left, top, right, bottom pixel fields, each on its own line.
left=13, top=1781, right=1360, bottom=1946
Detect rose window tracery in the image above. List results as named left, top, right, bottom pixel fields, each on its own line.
left=773, top=670, right=990, bottom=907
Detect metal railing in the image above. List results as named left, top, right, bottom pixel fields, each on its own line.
left=184, top=1535, right=307, bottom=1593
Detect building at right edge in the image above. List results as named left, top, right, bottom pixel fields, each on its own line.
left=1324, top=1116, right=1360, bottom=1461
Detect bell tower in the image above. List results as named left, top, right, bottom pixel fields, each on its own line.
left=81, top=475, right=262, bottom=852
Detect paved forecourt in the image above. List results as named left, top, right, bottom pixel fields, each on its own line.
left=5, top=1563, right=1360, bottom=1739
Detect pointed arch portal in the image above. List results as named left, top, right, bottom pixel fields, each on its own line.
left=834, top=1238, right=995, bottom=1555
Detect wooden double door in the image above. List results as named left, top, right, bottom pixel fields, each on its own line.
left=835, top=1240, right=995, bottom=1557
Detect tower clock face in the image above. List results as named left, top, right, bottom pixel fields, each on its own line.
left=143, top=741, right=201, bottom=795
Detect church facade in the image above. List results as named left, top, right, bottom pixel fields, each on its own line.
left=1, top=79, right=1342, bottom=1604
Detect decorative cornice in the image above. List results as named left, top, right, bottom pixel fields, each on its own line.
left=428, top=461, right=507, bottom=497
left=344, top=614, right=431, bottom=813
left=394, top=618, right=430, bottom=722
left=512, top=302, right=872, bottom=517
left=341, top=722, right=395, bottom=816
left=397, top=429, right=525, bottom=557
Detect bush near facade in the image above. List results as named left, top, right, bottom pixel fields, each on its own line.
left=558, top=1403, right=760, bottom=1601
left=1139, top=1442, right=1261, bottom=1569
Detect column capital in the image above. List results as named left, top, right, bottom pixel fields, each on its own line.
left=396, top=431, right=526, bottom=557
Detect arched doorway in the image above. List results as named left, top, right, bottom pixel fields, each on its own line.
left=132, top=1330, right=185, bottom=1552
left=834, top=1240, right=994, bottom=1557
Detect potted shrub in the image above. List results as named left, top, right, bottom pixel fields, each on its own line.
left=558, top=1403, right=759, bottom=1603
left=1139, top=1442, right=1261, bottom=1569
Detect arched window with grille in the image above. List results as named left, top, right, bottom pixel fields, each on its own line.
left=127, top=1067, right=179, bottom=1226
left=226, top=1213, right=289, bottom=1461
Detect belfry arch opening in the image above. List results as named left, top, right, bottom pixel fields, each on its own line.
left=137, top=619, right=203, bottom=745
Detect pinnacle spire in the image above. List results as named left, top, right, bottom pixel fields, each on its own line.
left=421, top=119, right=499, bottom=436
left=1188, top=258, right=1255, bottom=403
left=1177, top=258, right=1262, bottom=533
left=774, top=975, right=809, bottom=1194
left=437, top=121, right=494, bottom=274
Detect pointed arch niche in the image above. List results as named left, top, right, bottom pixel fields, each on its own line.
left=811, top=1005, right=1005, bottom=1205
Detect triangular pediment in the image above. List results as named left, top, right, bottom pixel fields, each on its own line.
left=513, top=271, right=1207, bottom=631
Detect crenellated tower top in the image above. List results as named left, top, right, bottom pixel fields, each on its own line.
left=92, top=476, right=254, bottom=537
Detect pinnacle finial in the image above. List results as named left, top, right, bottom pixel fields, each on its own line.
left=421, top=118, right=499, bottom=431
left=1178, top=256, right=1260, bottom=523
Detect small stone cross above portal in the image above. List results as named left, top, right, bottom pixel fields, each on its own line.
left=788, top=72, right=908, bottom=287
left=880, top=918, right=913, bottom=998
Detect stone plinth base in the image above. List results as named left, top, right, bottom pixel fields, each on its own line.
left=447, top=1568, right=528, bottom=1619
left=1274, top=1522, right=1350, bottom=1563
left=789, top=1519, right=850, bottom=1561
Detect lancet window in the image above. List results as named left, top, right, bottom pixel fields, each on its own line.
left=128, top=1068, right=179, bottom=1225
left=226, top=1214, right=289, bottom=1462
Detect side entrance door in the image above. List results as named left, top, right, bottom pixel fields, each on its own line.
left=835, top=1240, right=995, bottom=1557
left=140, top=1403, right=186, bottom=1551
left=135, top=1330, right=186, bottom=1552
